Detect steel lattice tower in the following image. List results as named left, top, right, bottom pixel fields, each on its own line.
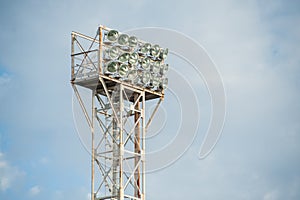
left=71, top=26, right=167, bottom=200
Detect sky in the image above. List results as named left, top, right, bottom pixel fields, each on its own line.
left=0, top=0, right=300, bottom=199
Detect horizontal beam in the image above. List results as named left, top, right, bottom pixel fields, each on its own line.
left=71, top=49, right=98, bottom=56
left=72, top=31, right=100, bottom=43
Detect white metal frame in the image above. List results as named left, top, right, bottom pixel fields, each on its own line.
left=71, top=26, right=164, bottom=200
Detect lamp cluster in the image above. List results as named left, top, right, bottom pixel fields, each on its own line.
left=102, top=29, right=169, bottom=91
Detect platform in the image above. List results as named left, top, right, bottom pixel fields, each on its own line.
left=72, top=73, right=164, bottom=102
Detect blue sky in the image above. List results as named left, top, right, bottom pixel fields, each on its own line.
left=1, top=0, right=300, bottom=199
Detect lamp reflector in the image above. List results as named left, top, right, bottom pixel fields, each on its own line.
left=141, top=71, right=151, bottom=85
left=150, top=44, right=160, bottom=57
left=106, top=61, right=118, bottom=73
left=151, top=61, right=161, bottom=74
left=140, top=43, right=151, bottom=55
left=129, top=52, right=139, bottom=65
left=127, top=70, right=138, bottom=83
left=118, top=34, right=129, bottom=46
left=150, top=76, right=160, bottom=88
left=160, top=64, right=169, bottom=75
left=119, top=64, right=129, bottom=77
left=161, top=77, right=168, bottom=89
left=107, top=30, right=119, bottom=42
left=129, top=36, right=138, bottom=48
left=159, top=48, right=168, bottom=60
left=108, top=46, right=119, bottom=59
left=141, top=57, right=150, bottom=70
left=118, top=53, right=130, bottom=63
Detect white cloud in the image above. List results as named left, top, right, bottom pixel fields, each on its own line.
left=0, top=73, right=12, bottom=99
left=0, top=177, right=9, bottom=192
left=29, top=185, right=41, bottom=196
left=53, top=190, right=64, bottom=199
left=263, top=190, right=279, bottom=200
left=30, top=157, right=51, bottom=168
left=50, top=187, right=90, bottom=200
left=39, top=157, right=50, bottom=165
left=0, top=152, right=25, bottom=192
left=0, top=73, right=11, bottom=86
left=0, top=161, right=7, bottom=168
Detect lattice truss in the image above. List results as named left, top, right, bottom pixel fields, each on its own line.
left=71, top=30, right=100, bottom=81
left=93, top=83, right=146, bottom=200
left=72, top=81, right=162, bottom=200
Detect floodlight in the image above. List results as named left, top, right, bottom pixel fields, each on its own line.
left=129, top=36, right=138, bottom=48
left=141, top=71, right=151, bottom=85
left=150, top=76, right=160, bottom=89
left=108, top=46, right=119, bottom=59
left=118, top=34, right=129, bottom=46
left=159, top=48, right=168, bottom=60
left=151, top=61, right=161, bottom=74
left=160, top=77, right=168, bottom=89
left=106, top=61, right=118, bottom=74
left=127, top=70, right=138, bottom=83
left=140, top=57, right=150, bottom=70
left=118, top=53, right=130, bottom=63
left=107, top=30, right=119, bottom=42
left=100, top=28, right=169, bottom=91
left=119, top=63, right=129, bottom=77
left=129, top=52, right=139, bottom=65
left=150, top=44, right=160, bottom=57
left=140, top=43, right=151, bottom=55
left=160, top=64, right=169, bottom=76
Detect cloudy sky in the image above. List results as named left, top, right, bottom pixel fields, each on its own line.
left=1, top=0, right=300, bottom=199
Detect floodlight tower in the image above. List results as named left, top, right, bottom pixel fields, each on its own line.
left=71, top=25, right=169, bottom=200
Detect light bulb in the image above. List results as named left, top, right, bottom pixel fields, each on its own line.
left=108, top=46, right=119, bottom=59
left=161, top=77, right=168, bottom=89
left=129, top=52, right=139, bottom=65
left=129, top=36, right=138, bottom=48
left=151, top=61, right=160, bottom=74
left=150, top=44, right=160, bottom=57
left=150, top=76, right=160, bottom=88
left=118, top=34, right=129, bottom=46
left=106, top=61, right=118, bottom=73
left=118, top=53, right=130, bottom=63
left=107, top=30, right=119, bottom=42
left=140, top=57, right=150, bottom=70
left=159, top=48, right=168, bottom=60
left=160, top=64, right=169, bottom=76
left=119, top=64, right=129, bottom=77
left=140, top=43, right=151, bottom=55
left=141, top=71, right=151, bottom=85
left=127, top=70, right=138, bottom=83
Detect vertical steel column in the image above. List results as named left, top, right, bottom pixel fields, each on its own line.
left=142, top=92, right=146, bottom=200
left=91, top=90, right=95, bottom=200
left=98, top=26, right=103, bottom=73
left=71, top=33, right=75, bottom=80
left=119, top=84, right=124, bottom=200
left=134, top=93, right=141, bottom=198
left=112, top=117, right=118, bottom=199
left=111, top=85, right=119, bottom=199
